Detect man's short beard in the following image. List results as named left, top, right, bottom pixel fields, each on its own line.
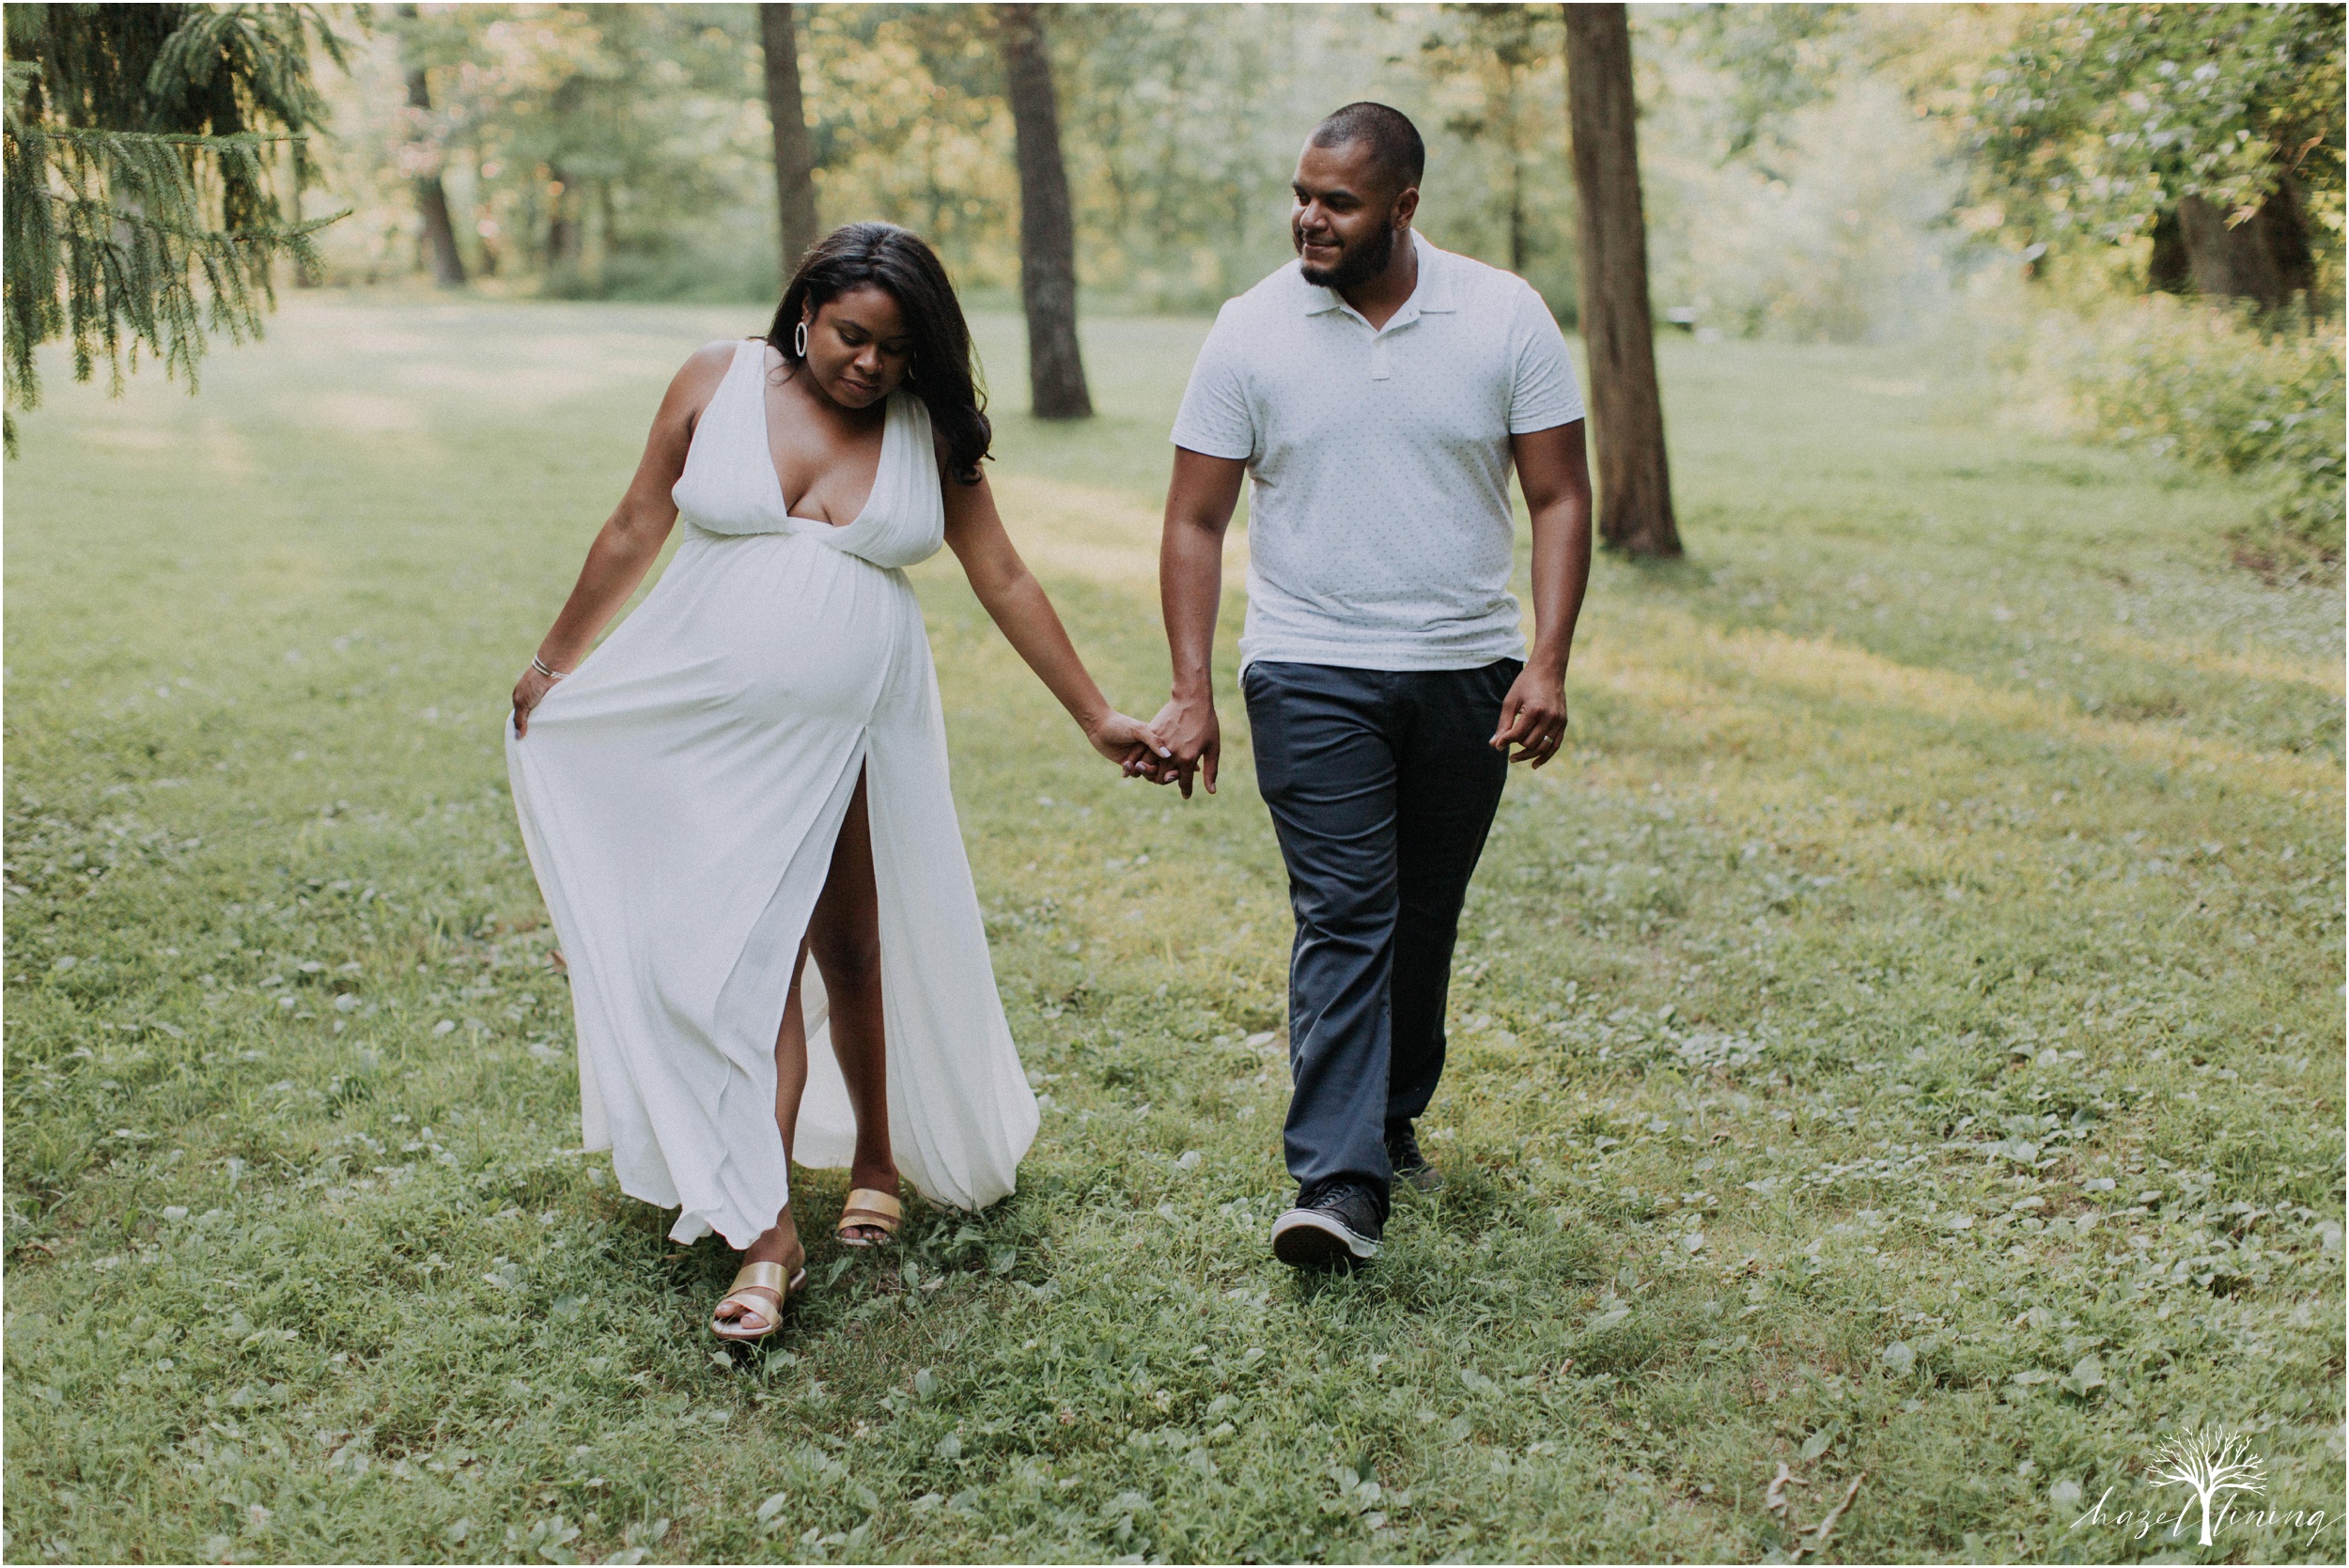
left=1297, top=218, right=1397, bottom=290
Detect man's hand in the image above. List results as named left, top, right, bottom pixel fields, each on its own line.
left=1148, top=692, right=1221, bottom=798
left=1502, top=420, right=1591, bottom=769
left=1490, top=662, right=1568, bottom=767
left=1158, top=448, right=1246, bottom=800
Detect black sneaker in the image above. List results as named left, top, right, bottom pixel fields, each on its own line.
left=1386, top=1123, right=1442, bottom=1192
left=1270, top=1179, right=1383, bottom=1268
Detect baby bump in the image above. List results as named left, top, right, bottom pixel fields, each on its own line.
left=699, top=537, right=907, bottom=723
left=531, top=533, right=917, bottom=739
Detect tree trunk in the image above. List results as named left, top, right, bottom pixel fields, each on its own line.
left=996, top=3, right=1093, bottom=419
left=2147, top=205, right=2191, bottom=295
left=395, top=4, right=465, bottom=287
left=759, top=2, right=821, bottom=282
left=1503, top=61, right=1528, bottom=276
left=2171, top=177, right=2315, bottom=310
left=1563, top=3, right=1677, bottom=558
left=546, top=162, right=578, bottom=275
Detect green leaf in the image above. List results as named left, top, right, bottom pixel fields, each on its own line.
left=755, top=1491, right=789, bottom=1522
left=2060, top=1354, right=2106, bottom=1396
left=1799, top=1430, right=1832, bottom=1460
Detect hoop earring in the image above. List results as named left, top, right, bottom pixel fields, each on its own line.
left=792, top=320, right=809, bottom=359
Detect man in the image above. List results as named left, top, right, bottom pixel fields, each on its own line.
left=1151, top=102, right=1594, bottom=1269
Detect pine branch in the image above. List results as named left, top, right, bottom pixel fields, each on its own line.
left=2, top=3, right=351, bottom=456
left=4, top=120, right=344, bottom=456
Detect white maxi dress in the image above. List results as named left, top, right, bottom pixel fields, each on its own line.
left=506, top=340, right=1038, bottom=1248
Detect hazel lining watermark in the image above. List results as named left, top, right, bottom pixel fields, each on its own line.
left=2065, top=1428, right=2331, bottom=1551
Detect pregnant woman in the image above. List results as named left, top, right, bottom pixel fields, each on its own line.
left=506, top=224, right=1163, bottom=1343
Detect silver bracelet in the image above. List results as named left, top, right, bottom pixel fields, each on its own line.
left=531, top=656, right=569, bottom=680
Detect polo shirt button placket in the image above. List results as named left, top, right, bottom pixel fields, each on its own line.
left=1370, top=334, right=1392, bottom=381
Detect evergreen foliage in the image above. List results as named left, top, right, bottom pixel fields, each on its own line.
left=2, top=3, right=346, bottom=455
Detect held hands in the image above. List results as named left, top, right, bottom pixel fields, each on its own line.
left=1143, top=693, right=1220, bottom=799
left=1490, top=662, right=1569, bottom=767
left=1083, top=709, right=1175, bottom=779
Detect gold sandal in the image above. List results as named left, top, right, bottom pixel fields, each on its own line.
left=709, top=1260, right=804, bottom=1343
left=835, top=1188, right=902, bottom=1248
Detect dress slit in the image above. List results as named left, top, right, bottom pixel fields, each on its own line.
left=704, top=732, right=871, bottom=1225
left=782, top=756, right=887, bottom=1176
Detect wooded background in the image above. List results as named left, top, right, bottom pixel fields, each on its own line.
left=7, top=2, right=2343, bottom=568
left=297, top=4, right=2342, bottom=328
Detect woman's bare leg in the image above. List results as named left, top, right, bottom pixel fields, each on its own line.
left=772, top=936, right=816, bottom=1162
left=719, top=768, right=893, bottom=1327
left=712, top=939, right=813, bottom=1334
left=807, top=768, right=897, bottom=1239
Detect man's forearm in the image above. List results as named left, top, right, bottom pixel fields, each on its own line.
left=1525, top=495, right=1592, bottom=680
left=1161, top=517, right=1226, bottom=699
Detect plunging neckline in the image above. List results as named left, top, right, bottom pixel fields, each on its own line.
left=753, top=345, right=891, bottom=530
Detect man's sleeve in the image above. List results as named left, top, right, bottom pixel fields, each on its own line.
left=1507, top=284, right=1585, bottom=435
left=1168, top=304, right=1257, bottom=460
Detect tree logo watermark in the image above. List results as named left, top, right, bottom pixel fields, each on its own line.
left=2149, top=1428, right=2266, bottom=1546
left=2066, top=1427, right=2328, bottom=1550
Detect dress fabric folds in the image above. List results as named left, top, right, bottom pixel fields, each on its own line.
left=506, top=340, right=1037, bottom=1248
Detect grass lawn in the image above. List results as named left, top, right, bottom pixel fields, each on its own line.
left=4, top=296, right=2341, bottom=1565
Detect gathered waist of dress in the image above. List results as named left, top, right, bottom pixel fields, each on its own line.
left=684, top=511, right=847, bottom=541
left=678, top=516, right=921, bottom=587
left=685, top=513, right=894, bottom=557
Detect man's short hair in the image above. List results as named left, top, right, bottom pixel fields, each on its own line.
left=1308, top=102, right=1424, bottom=194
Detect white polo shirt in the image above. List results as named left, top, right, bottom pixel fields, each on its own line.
left=1171, top=232, right=1584, bottom=671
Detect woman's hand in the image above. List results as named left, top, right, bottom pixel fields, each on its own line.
left=511, top=664, right=562, bottom=738
left=1083, top=709, right=1174, bottom=779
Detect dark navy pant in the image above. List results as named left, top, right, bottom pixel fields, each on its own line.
left=1242, top=659, right=1517, bottom=1214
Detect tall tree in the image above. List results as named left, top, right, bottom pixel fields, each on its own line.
left=995, top=3, right=1091, bottom=419
left=392, top=4, right=464, bottom=287
left=1422, top=4, right=1564, bottom=287
left=410, top=8, right=750, bottom=293
left=759, top=3, right=820, bottom=281
left=2, top=4, right=344, bottom=455
left=1563, top=3, right=1678, bottom=557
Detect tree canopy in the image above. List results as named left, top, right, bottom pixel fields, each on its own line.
left=1972, top=2, right=2344, bottom=303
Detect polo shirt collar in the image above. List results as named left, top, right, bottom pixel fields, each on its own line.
left=1299, top=231, right=1458, bottom=320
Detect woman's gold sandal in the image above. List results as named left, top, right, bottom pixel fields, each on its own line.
left=710, top=1260, right=805, bottom=1343
left=835, top=1188, right=902, bottom=1248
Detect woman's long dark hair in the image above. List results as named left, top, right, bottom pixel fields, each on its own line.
left=765, top=223, right=991, bottom=486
